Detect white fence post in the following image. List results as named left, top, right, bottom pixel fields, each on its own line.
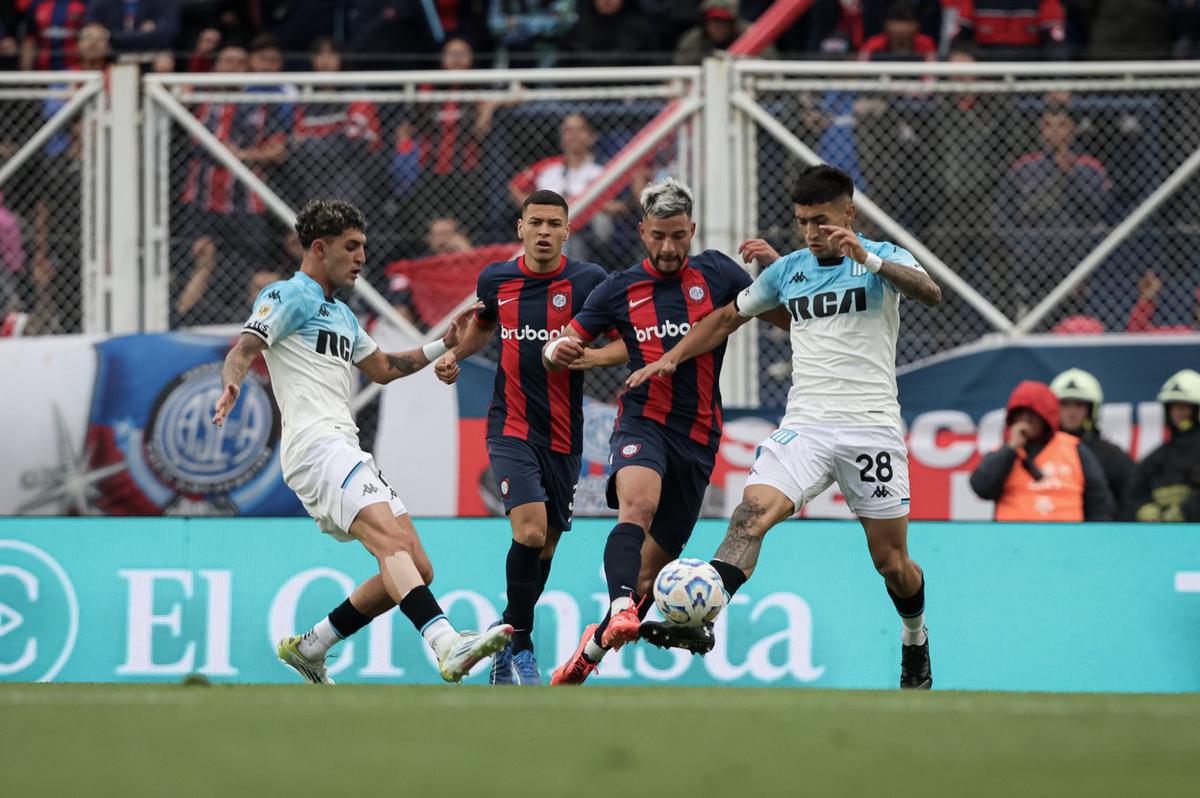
left=108, top=64, right=140, bottom=334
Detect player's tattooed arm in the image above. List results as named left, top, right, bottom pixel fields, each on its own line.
left=877, top=261, right=942, bottom=307
left=436, top=315, right=496, bottom=385
left=213, top=333, right=268, bottom=426
left=362, top=303, right=480, bottom=384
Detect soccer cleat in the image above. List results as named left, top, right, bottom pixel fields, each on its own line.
left=439, top=624, right=514, bottom=683
left=489, top=621, right=515, bottom=686
left=638, top=620, right=715, bottom=656
left=511, top=649, right=542, bottom=685
left=900, top=631, right=933, bottom=690
left=550, top=624, right=600, bottom=685
left=600, top=603, right=641, bottom=649
left=276, top=635, right=335, bottom=685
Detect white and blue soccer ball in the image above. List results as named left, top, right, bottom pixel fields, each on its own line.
left=653, top=558, right=728, bottom=627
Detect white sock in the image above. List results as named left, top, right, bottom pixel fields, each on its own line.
left=610, top=596, right=633, bottom=615
left=901, top=614, right=927, bottom=646
left=583, top=635, right=607, bottom=664
left=423, top=617, right=456, bottom=659
left=297, top=617, right=342, bottom=659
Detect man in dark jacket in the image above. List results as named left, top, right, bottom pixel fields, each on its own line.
left=1049, top=368, right=1137, bottom=519
left=1131, top=369, right=1200, bottom=522
left=970, top=380, right=1115, bottom=521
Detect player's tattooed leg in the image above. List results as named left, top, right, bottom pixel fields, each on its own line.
left=714, top=499, right=768, bottom=573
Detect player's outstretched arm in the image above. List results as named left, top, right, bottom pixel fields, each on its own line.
left=435, top=314, right=497, bottom=385
left=626, top=302, right=747, bottom=389
left=821, top=225, right=942, bottom=306
left=568, top=338, right=629, bottom=370
left=213, top=332, right=268, bottom=426
left=358, top=304, right=478, bottom=385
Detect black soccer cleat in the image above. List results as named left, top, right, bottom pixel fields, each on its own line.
left=638, top=620, right=715, bottom=656
left=900, top=633, right=932, bottom=690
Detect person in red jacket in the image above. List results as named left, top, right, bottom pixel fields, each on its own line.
left=859, top=1, right=937, bottom=61
left=969, top=380, right=1115, bottom=521
left=944, top=0, right=1066, bottom=59
left=1127, top=270, right=1199, bottom=334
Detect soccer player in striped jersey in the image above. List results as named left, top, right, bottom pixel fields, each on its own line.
left=542, top=178, right=791, bottom=685
left=630, top=165, right=942, bottom=689
left=434, top=190, right=625, bottom=684
left=213, top=200, right=512, bottom=684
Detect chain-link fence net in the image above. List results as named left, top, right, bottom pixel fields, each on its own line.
left=0, top=77, right=100, bottom=337
left=155, top=74, right=697, bottom=411
left=742, top=68, right=1200, bottom=408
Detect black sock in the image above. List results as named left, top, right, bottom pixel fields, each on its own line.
left=604, top=522, right=645, bottom=602
left=398, top=585, right=445, bottom=633
left=710, top=559, right=748, bottom=597
left=503, top=540, right=542, bottom=653
left=328, top=598, right=372, bottom=639
left=887, top=577, right=925, bottom=619
left=538, top=554, right=553, bottom=593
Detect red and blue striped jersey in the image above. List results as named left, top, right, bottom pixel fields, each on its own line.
left=25, top=1, right=86, bottom=71
left=477, top=255, right=608, bottom=454
left=181, top=102, right=287, bottom=215
left=570, top=250, right=752, bottom=449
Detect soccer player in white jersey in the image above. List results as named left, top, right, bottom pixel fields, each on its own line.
left=627, top=166, right=942, bottom=688
left=212, top=200, right=512, bottom=684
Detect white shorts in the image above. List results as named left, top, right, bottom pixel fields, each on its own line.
left=286, top=437, right=407, bottom=541
left=745, top=425, right=910, bottom=519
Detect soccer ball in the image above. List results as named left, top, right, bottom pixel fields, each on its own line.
left=652, top=558, right=727, bottom=627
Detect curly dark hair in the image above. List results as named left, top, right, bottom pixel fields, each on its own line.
left=294, top=200, right=367, bottom=248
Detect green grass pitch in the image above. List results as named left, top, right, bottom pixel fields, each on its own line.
left=2, top=684, right=1197, bottom=797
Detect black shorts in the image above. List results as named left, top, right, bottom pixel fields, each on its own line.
left=487, top=436, right=582, bottom=532
left=606, top=415, right=717, bottom=557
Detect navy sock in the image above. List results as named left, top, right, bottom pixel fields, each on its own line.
left=604, top=522, right=645, bottom=602
left=710, top=559, right=748, bottom=597
left=398, top=585, right=444, bottom=633
left=503, top=540, right=542, bottom=653
left=888, top=577, right=925, bottom=619
left=328, top=598, right=372, bottom=639
left=538, top=554, right=553, bottom=593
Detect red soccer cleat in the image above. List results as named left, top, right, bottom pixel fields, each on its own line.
left=551, top=624, right=600, bottom=685
left=600, top=602, right=641, bottom=650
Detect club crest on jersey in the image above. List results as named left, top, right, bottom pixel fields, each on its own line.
left=688, top=285, right=705, bottom=303
left=552, top=293, right=568, bottom=309
left=621, top=443, right=641, bottom=458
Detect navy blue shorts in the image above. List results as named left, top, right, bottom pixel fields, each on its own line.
left=487, top=436, right=582, bottom=533
left=606, top=415, right=717, bottom=557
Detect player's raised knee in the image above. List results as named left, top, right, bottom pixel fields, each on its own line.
left=872, top=549, right=908, bottom=581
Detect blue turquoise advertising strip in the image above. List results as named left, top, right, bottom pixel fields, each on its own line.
left=1, top=518, right=1198, bottom=691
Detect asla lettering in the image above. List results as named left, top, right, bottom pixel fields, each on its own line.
left=316, top=330, right=351, bottom=361
left=787, top=287, right=867, bottom=321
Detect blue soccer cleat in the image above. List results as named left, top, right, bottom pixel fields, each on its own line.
left=489, top=620, right=515, bottom=685
left=512, top=649, right=541, bottom=685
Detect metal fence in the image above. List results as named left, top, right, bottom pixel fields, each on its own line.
left=0, top=72, right=106, bottom=336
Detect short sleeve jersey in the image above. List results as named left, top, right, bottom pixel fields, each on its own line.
left=242, top=271, right=378, bottom=477
left=476, top=255, right=608, bottom=454
left=570, top=251, right=753, bottom=450
left=735, top=234, right=922, bottom=429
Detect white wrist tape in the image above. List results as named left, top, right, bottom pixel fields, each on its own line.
left=544, top=336, right=569, bottom=361
left=422, top=339, right=448, bottom=361
left=863, top=253, right=884, bottom=274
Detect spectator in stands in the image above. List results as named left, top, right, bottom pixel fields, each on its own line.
left=970, top=380, right=1115, bottom=521
left=0, top=19, right=18, bottom=70
left=383, top=217, right=472, bottom=327
left=1080, top=0, right=1170, bottom=59
left=507, top=112, right=631, bottom=262
left=84, top=0, right=179, bottom=54
left=945, top=0, right=1067, bottom=60
left=566, top=0, right=653, bottom=67
left=488, top=0, right=577, bottom=68
left=1127, top=270, right=1200, bottom=333
left=75, top=22, right=111, bottom=70
left=347, top=0, right=448, bottom=67
left=290, top=37, right=384, bottom=212
left=176, top=43, right=286, bottom=323
left=858, top=1, right=937, bottom=61
left=1130, top=369, right=1200, bottom=522
left=1049, top=368, right=1137, bottom=519
left=993, top=102, right=1110, bottom=317
left=673, top=0, right=777, bottom=64
left=21, top=0, right=88, bottom=71
left=187, top=27, right=223, bottom=73
left=406, top=36, right=497, bottom=237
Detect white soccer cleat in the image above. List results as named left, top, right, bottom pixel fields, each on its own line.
left=438, top=624, right=514, bottom=683
left=277, top=635, right=335, bottom=685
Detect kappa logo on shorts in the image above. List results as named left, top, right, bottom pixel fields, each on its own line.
left=872, top=485, right=891, bottom=498
left=620, top=443, right=641, bottom=458
left=500, top=478, right=510, bottom=497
